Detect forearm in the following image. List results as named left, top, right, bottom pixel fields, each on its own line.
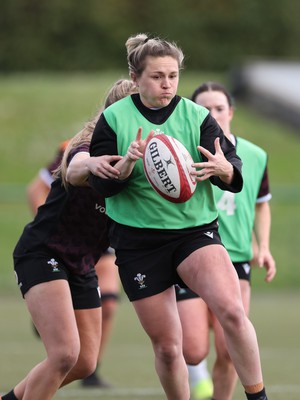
left=27, top=177, right=51, bottom=215
left=254, top=201, right=276, bottom=281
left=113, top=155, right=137, bottom=180
left=254, top=202, right=271, bottom=251
left=66, top=152, right=90, bottom=186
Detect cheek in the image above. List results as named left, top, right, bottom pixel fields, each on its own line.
left=214, top=114, right=226, bottom=128
left=140, top=81, right=155, bottom=94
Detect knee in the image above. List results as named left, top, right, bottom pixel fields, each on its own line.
left=183, top=345, right=209, bottom=366
left=102, top=299, right=118, bottom=322
left=51, top=346, right=80, bottom=375
left=73, top=357, right=97, bottom=379
left=219, top=304, right=247, bottom=335
left=154, top=341, right=182, bottom=366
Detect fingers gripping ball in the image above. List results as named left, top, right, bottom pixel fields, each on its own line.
left=143, top=134, right=196, bottom=203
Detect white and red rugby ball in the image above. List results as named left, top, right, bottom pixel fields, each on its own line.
left=143, top=134, right=197, bottom=203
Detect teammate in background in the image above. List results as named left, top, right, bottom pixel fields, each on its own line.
left=89, top=33, right=270, bottom=400
left=176, top=285, right=213, bottom=400
left=1, top=79, right=137, bottom=400
left=176, top=81, right=276, bottom=400
left=27, top=142, right=119, bottom=388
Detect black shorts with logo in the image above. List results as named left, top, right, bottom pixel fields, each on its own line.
left=14, top=249, right=101, bottom=309
left=112, top=220, right=223, bottom=302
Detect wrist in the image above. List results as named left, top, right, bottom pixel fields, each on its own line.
left=220, top=162, right=234, bottom=184
left=125, top=153, right=137, bottom=162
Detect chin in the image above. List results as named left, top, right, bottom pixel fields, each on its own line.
left=159, top=98, right=172, bottom=107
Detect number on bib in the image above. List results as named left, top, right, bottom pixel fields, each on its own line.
left=217, top=192, right=236, bottom=216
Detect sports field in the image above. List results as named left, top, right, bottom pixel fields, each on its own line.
left=1, top=72, right=300, bottom=399
left=1, top=291, right=300, bottom=399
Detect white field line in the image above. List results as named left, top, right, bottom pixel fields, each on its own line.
left=56, top=387, right=164, bottom=397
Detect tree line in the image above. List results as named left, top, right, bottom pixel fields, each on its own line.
left=1, top=0, right=300, bottom=72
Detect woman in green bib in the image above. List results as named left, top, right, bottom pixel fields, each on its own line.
left=176, top=81, right=276, bottom=400
left=89, top=33, right=269, bottom=400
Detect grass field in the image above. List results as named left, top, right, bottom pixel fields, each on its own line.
left=0, top=72, right=300, bottom=398
left=1, top=291, right=300, bottom=399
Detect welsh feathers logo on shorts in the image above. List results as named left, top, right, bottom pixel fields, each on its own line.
left=47, top=258, right=60, bottom=272
left=14, top=270, right=22, bottom=289
left=134, top=273, right=147, bottom=289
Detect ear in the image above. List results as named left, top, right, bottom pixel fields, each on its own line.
left=228, top=106, right=234, bottom=122
left=130, top=72, right=138, bottom=84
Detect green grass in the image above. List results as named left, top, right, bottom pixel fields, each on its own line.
left=1, top=292, right=300, bottom=399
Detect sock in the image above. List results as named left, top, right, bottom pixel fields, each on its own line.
left=2, top=390, right=18, bottom=400
left=245, top=387, right=267, bottom=400
left=187, top=359, right=211, bottom=387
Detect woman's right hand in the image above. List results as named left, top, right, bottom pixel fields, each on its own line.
left=126, top=127, right=155, bottom=161
left=115, top=128, right=155, bottom=180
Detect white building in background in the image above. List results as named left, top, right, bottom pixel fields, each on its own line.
left=230, top=61, right=300, bottom=131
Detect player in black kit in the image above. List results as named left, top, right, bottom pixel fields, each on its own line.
left=1, top=79, right=137, bottom=400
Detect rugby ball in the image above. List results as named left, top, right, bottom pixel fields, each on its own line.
left=143, top=134, right=196, bottom=203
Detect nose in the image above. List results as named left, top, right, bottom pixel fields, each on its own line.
left=162, top=78, right=171, bottom=88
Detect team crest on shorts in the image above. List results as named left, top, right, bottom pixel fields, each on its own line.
left=47, top=258, right=60, bottom=272
left=134, top=273, right=147, bottom=289
left=14, top=270, right=22, bottom=289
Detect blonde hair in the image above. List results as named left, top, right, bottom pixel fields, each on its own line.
left=104, top=78, right=138, bottom=108
left=126, top=33, right=184, bottom=77
left=53, top=79, right=138, bottom=187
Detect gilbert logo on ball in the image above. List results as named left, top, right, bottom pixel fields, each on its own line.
left=143, top=134, right=196, bottom=203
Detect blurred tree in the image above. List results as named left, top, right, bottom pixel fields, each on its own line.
left=1, top=0, right=300, bottom=72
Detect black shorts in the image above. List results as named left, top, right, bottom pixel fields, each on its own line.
left=234, top=261, right=251, bottom=282
left=175, top=260, right=251, bottom=302
left=14, top=250, right=101, bottom=309
left=114, top=221, right=223, bottom=302
left=175, top=284, right=199, bottom=301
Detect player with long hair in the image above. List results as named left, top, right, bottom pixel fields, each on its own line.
left=1, top=79, right=138, bottom=400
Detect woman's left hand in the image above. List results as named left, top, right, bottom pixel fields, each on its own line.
left=191, top=138, right=234, bottom=184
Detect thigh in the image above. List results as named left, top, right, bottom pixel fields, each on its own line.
left=25, top=280, right=80, bottom=354
left=75, top=307, right=102, bottom=361
left=177, top=295, right=210, bottom=355
left=240, top=279, right=251, bottom=315
left=177, top=244, right=242, bottom=317
left=95, top=253, right=120, bottom=295
left=133, top=286, right=182, bottom=344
